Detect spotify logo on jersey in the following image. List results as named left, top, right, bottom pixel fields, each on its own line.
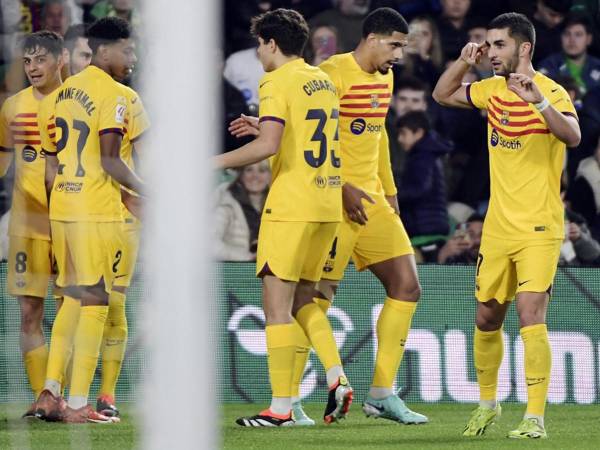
left=22, top=145, right=37, bottom=162
left=490, top=128, right=499, bottom=147
left=350, top=118, right=366, bottom=135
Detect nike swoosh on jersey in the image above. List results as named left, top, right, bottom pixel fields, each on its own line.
left=259, top=80, right=271, bottom=88
left=518, top=280, right=530, bottom=286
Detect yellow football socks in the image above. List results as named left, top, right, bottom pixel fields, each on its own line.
left=265, top=323, right=297, bottom=398
left=372, top=298, right=416, bottom=387
left=69, top=305, right=108, bottom=399
left=474, top=327, right=504, bottom=402
left=45, top=296, right=81, bottom=388
left=295, top=302, right=341, bottom=371
left=521, top=324, right=551, bottom=416
left=291, top=298, right=331, bottom=399
left=99, top=291, right=128, bottom=397
left=24, top=344, right=48, bottom=398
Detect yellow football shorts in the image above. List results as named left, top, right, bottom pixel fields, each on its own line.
left=256, top=221, right=338, bottom=282
left=113, top=224, right=140, bottom=288
left=51, top=221, right=124, bottom=294
left=7, top=236, right=53, bottom=298
left=322, top=193, right=413, bottom=281
left=475, top=235, right=562, bottom=304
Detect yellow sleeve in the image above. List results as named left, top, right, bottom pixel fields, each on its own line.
left=258, top=76, right=288, bottom=126
left=319, top=58, right=343, bottom=95
left=466, top=79, right=491, bottom=109
left=548, top=83, right=578, bottom=118
left=0, top=101, right=14, bottom=176
left=128, top=94, right=150, bottom=143
left=377, top=127, right=397, bottom=196
left=99, top=86, right=127, bottom=136
left=38, top=94, right=57, bottom=155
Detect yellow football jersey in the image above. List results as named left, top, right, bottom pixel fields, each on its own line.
left=119, top=84, right=150, bottom=228
left=319, top=53, right=396, bottom=197
left=0, top=87, right=50, bottom=240
left=467, top=72, right=577, bottom=240
left=39, top=65, right=127, bottom=222
left=258, top=58, right=341, bottom=223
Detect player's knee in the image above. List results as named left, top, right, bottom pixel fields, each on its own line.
left=517, top=310, right=544, bottom=328
left=316, top=280, right=338, bottom=301
left=19, top=300, right=43, bottom=333
left=386, top=280, right=421, bottom=302
left=475, top=314, right=503, bottom=331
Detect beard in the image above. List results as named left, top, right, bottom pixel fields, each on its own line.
left=498, top=51, right=520, bottom=78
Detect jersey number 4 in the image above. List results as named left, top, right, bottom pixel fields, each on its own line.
left=304, top=108, right=341, bottom=168
left=55, top=118, right=90, bottom=177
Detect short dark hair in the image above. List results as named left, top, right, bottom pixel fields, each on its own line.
left=488, top=13, right=536, bottom=57
left=562, top=12, right=593, bottom=34
left=86, top=17, right=131, bottom=54
left=22, top=30, right=64, bottom=58
left=394, top=75, right=427, bottom=95
left=251, top=9, right=309, bottom=57
left=362, top=7, right=409, bottom=38
left=397, top=111, right=430, bottom=133
left=64, top=24, right=86, bottom=54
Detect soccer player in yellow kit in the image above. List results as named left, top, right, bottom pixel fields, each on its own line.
left=0, top=31, right=64, bottom=407
left=34, top=17, right=144, bottom=424
left=289, top=8, right=428, bottom=425
left=433, top=13, right=580, bottom=439
left=215, top=9, right=352, bottom=426
left=97, top=84, right=149, bottom=418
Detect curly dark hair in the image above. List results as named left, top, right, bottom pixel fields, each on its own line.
left=86, top=16, right=131, bottom=54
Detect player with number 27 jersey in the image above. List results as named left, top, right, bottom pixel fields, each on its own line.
left=39, top=64, right=124, bottom=292
left=256, top=58, right=341, bottom=282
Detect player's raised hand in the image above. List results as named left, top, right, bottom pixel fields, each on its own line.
left=342, top=182, right=375, bottom=225
left=459, top=42, right=488, bottom=65
left=507, top=73, right=544, bottom=103
left=229, top=114, right=259, bottom=138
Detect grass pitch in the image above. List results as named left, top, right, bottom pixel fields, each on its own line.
left=222, top=403, right=600, bottom=450
left=1, top=402, right=598, bottom=449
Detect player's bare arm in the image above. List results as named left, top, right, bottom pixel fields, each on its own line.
left=100, top=132, right=145, bottom=194
left=432, top=42, right=488, bottom=108
left=214, top=120, right=283, bottom=169
left=0, top=149, right=14, bottom=176
left=507, top=73, right=581, bottom=147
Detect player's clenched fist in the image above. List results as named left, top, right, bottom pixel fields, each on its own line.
left=460, top=42, right=488, bottom=65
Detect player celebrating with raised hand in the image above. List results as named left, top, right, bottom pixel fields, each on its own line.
left=215, top=8, right=353, bottom=427
left=0, top=31, right=64, bottom=411
left=433, top=13, right=580, bottom=439
left=34, top=16, right=145, bottom=424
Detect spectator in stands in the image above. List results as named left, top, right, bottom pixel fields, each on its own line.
left=304, top=25, right=339, bottom=66
left=214, top=161, right=271, bottom=261
left=223, top=46, right=264, bottom=114
left=436, top=0, right=471, bottom=61
left=91, top=0, right=141, bottom=29
left=538, top=13, right=600, bottom=96
left=560, top=200, right=600, bottom=265
left=531, top=0, right=572, bottom=65
left=387, top=76, right=428, bottom=173
left=392, top=75, right=428, bottom=117
left=568, top=134, right=600, bottom=240
left=41, top=0, right=72, bottom=36
left=395, top=111, right=452, bottom=262
left=467, top=16, right=492, bottom=79
left=64, top=23, right=92, bottom=75
left=310, top=0, right=370, bottom=52
left=438, top=213, right=484, bottom=264
left=401, top=15, right=443, bottom=88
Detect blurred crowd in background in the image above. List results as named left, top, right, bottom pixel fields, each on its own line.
left=218, top=0, right=600, bottom=267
